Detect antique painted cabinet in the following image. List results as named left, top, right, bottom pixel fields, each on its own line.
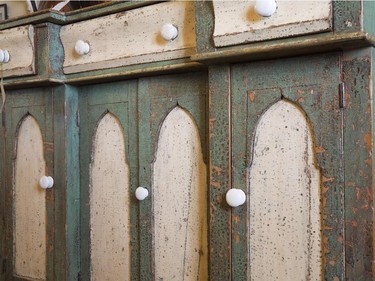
left=0, top=1, right=374, bottom=280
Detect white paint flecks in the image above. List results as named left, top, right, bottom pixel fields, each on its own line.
left=153, top=107, right=208, bottom=281
left=248, top=100, right=321, bottom=280
left=213, top=0, right=331, bottom=46
left=90, top=113, right=131, bottom=281
left=14, top=115, right=46, bottom=280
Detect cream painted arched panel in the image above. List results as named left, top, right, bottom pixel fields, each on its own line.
left=14, top=115, right=46, bottom=280
left=249, top=100, right=321, bottom=280
left=153, top=107, right=208, bottom=281
left=90, top=113, right=131, bottom=281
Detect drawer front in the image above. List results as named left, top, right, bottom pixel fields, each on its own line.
left=0, top=25, right=35, bottom=78
left=213, top=0, right=332, bottom=47
left=60, top=2, right=196, bottom=74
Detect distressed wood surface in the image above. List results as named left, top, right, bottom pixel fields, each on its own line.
left=207, top=65, right=232, bottom=280
left=138, top=72, right=207, bottom=280
left=212, top=0, right=331, bottom=47
left=3, top=88, right=54, bottom=281
left=14, top=116, right=46, bottom=280
left=79, top=80, right=139, bottom=281
left=60, top=1, right=196, bottom=74
left=153, top=107, right=208, bottom=280
left=90, top=113, right=131, bottom=281
left=52, top=85, right=80, bottom=281
left=342, top=48, right=374, bottom=280
left=0, top=25, right=35, bottom=78
left=231, top=53, right=343, bottom=280
left=249, top=100, right=321, bottom=280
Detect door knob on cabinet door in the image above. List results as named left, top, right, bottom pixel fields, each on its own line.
left=135, top=186, right=149, bottom=201
left=255, top=0, right=277, bottom=17
left=0, top=49, right=10, bottom=63
left=226, top=188, right=246, bottom=207
left=39, top=176, right=54, bottom=189
left=74, top=40, right=90, bottom=56
left=160, top=23, right=179, bottom=41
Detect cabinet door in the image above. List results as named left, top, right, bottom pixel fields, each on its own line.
left=3, top=88, right=54, bottom=281
left=231, top=53, right=343, bottom=280
left=79, top=81, right=138, bottom=281
left=138, top=72, right=208, bottom=280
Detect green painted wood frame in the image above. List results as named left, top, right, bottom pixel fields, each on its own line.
left=3, top=87, right=54, bottom=281
left=138, top=71, right=208, bottom=280
left=230, top=52, right=344, bottom=280
left=342, top=48, right=374, bottom=280
left=78, top=80, right=139, bottom=281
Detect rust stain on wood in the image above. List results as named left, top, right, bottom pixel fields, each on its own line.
left=248, top=91, right=255, bottom=102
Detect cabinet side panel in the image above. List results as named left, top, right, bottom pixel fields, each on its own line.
left=343, top=48, right=374, bottom=280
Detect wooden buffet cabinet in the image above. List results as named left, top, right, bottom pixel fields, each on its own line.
left=0, top=1, right=374, bottom=280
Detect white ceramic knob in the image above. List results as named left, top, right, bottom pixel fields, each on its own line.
left=39, top=176, right=54, bottom=189
left=255, top=0, right=277, bottom=17
left=0, top=49, right=10, bottom=63
left=161, top=23, right=178, bottom=41
left=226, top=188, right=246, bottom=207
left=74, top=40, right=90, bottom=56
left=135, top=186, right=149, bottom=201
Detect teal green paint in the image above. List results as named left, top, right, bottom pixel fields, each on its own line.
left=343, top=48, right=374, bottom=280
left=63, top=85, right=81, bottom=281
left=333, top=0, right=362, bottom=33
left=207, top=65, right=232, bottom=280
left=364, top=0, right=375, bottom=35
left=195, top=1, right=215, bottom=53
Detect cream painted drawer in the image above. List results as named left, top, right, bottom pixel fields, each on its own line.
left=0, top=25, right=35, bottom=77
left=213, top=0, right=332, bottom=47
left=60, top=2, right=196, bottom=74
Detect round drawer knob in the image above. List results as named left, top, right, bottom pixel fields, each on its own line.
left=255, top=0, right=277, bottom=17
left=226, top=188, right=246, bottom=207
left=135, top=186, right=149, bottom=201
left=39, top=176, right=54, bottom=189
left=160, top=23, right=178, bottom=41
left=74, top=40, right=90, bottom=56
left=0, top=49, right=10, bottom=63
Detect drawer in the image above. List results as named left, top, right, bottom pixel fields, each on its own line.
left=213, top=0, right=332, bottom=47
left=60, top=2, right=196, bottom=74
left=0, top=25, right=35, bottom=78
